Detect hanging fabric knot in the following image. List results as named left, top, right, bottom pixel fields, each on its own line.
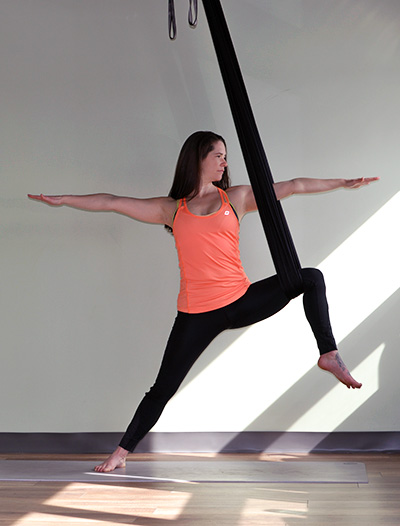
left=168, top=0, right=198, bottom=40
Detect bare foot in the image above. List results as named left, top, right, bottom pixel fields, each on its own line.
left=318, top=350, right=362, bottom=389
left=94, top=446, right=128, bottom=473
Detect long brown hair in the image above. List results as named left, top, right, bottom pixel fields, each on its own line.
left=168, top=131, right=231, bottom=200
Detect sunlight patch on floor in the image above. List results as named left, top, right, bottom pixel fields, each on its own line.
left=241, top=495, right=308, bottom=523
left=39, top=482, right=192, bottom=522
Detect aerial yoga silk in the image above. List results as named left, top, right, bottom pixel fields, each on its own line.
left=169, top=0, right=304, bottom=299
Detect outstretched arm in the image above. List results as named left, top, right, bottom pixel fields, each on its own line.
left=275, top=177, right=380, bottom=199
left=27, top=193, right=177, bottom=227
left=227, top=177, right=379, bottom=219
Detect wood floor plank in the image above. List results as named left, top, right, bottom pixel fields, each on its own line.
left=0, top=453, right=399, bottom=526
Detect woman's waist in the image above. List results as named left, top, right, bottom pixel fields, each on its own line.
left=177, top=275, right=251, bottom=314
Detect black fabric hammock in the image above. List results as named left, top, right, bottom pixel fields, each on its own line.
left=169, top=0, right=304, bottom=299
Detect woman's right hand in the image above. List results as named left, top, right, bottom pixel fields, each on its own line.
left=28, top=194, right=64, bottom=206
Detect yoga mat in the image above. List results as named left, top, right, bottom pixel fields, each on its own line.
left=0, top=460, right=368, bottom=483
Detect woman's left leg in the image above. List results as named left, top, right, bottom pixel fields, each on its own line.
left=300, top=268, right=361, bottom=388
left=225, top=268, right=361, bottom=388
left=226, top=269, right=334, bottom=350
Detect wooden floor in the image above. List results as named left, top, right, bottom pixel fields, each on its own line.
left=0, top=452, right=399, bottom=525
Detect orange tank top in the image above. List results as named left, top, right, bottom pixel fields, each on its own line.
left=173, top=188, right=251, bottom=313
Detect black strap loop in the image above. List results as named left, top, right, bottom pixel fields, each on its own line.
left=168, top=0, right=177, bottom=40
left=188, top=0, right=198, bottom=28
left=169, top=0, right=198, bottom=40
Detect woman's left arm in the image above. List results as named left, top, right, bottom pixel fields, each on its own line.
left=228, top=177, right=379, bottom=219
left=274, top=177, right=380, bottom=200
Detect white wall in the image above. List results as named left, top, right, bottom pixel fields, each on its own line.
left=1, top=0, right=399, bottom=438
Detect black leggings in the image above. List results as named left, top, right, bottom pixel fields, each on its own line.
left=119, top=267, right=336, bottom=452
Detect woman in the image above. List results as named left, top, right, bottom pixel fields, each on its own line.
left=29, top=131, right=378, bottom=473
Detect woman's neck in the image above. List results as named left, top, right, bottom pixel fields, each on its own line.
left=195, top=182, right=219, bottom=199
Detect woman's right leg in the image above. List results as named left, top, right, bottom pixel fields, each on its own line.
left=95, top=309, right=228, bottom=472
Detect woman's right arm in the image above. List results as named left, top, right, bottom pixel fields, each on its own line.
left=27, top=193, right=177, bottom=227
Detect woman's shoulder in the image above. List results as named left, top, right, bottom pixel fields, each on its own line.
left=226, top=185, right=252, bottom=197
left=159, top=196, right=180, bottom=227
left=226, top=185, right=257, bottom=218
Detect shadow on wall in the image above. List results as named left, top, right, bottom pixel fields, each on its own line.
left=219, top=287, right=400, bottom=453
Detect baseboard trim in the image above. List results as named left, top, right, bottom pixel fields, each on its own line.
left=1, top=431, right=400, bottom=454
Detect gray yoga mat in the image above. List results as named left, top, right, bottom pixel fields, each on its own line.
left=0, top=460, right=368, bottom=483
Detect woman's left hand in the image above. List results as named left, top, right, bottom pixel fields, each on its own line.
left=343, top=177, right=380, bottom=189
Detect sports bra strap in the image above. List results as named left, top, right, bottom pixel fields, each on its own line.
left=220, top=188, right=239, bottom=222
left=172, top=199, right=182, bottom=224
left=172, top=189, right=239, bottom=224
left=219, top=187, right=228, bottom=203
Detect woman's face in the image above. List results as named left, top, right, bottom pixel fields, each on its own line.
left=200, top=141, right=227, bottom=184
